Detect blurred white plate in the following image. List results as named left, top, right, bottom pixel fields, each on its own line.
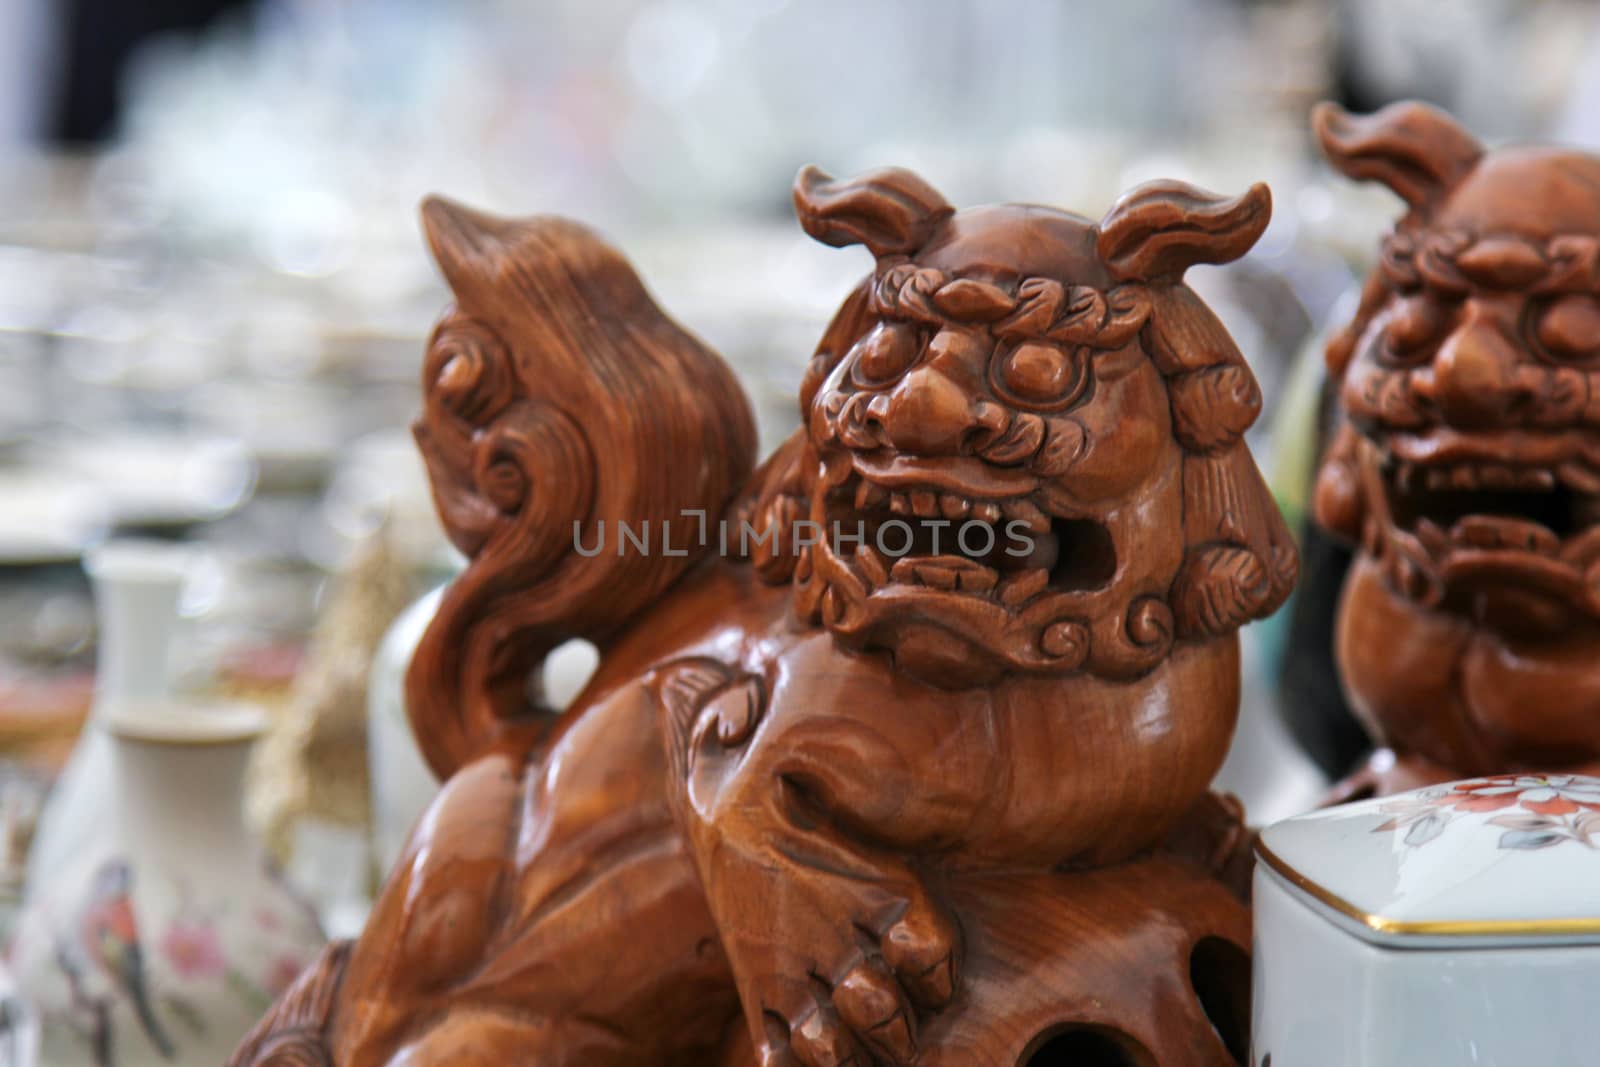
left=0, top=474, right=109, bottom=565
left=39, top=431, right=257, bottom=530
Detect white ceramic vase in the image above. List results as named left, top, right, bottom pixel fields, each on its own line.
left=366, top=585, right=443, bottom=877
left=365, top=585, right=599, bottom=876
left=8, top=704, right=325, bottom=1067
left=24, top=542, right=189, bottom=900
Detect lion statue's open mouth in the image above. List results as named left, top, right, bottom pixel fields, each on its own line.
left=1364, top=430, right=1600, bottom=617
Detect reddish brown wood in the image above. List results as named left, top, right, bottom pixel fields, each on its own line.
left=229, top=942, right=351, bottom=1066
left=1313, top=101, right=1600, bottom=799
left=232, top=166, right=1294, bottom=1066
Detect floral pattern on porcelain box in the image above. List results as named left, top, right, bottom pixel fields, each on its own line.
left=20, top=855, right=321, bottom=1067
left=1374, top=775, right=1600, bottom=851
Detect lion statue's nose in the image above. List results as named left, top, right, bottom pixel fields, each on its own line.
left=868, top=364, right=981, bottom=456
left=1416, top=316, right=1529, bottom=429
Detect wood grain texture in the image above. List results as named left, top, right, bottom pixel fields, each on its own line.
left=1312, top=101, right=1600, bottom=795
left=406, top=201, right=759, bottom=779
left=233, top=166, right=1294, bottom=1067
left=715, top=859, right=1251, bottom=1067
left=228, top=942, right=352, bottom=1067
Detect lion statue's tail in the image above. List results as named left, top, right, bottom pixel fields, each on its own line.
left=405, top=198, right=757, bottom=780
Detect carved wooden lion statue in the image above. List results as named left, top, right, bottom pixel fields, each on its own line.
left=231, top=167, right=1295, bottom=1067
left=1312, top=102, right=1600, bottom=799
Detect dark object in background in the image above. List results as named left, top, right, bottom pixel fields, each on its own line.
left=1279, top=522, right=1367, bottom=779
left=50, top=0, right=257, bottom=144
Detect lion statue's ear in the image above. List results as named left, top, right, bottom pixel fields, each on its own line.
left=1095, top=180, right=1271, bottom=283
left=1312, top=100, right=1483, bottom=210
left=792, top=165, right=954, bottom=259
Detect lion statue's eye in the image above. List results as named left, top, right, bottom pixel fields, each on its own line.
left=993, top=340, right=1090, bottom=410
left=1383, top=294, right=1448, bottom=360
left=849, top=322, right=921, bottom=387
left=1532, top=293, right=1600, bottom=363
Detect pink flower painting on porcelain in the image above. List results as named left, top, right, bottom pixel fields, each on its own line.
left=161, top=918, right=227, bottom=981
left=1374, top=774, right=1600, bottom=850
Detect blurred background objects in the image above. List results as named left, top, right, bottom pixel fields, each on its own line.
left=0, top=0, right=1595, bottom=977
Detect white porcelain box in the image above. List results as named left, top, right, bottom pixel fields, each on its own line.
left=1253, top=774, right=1600, bottom=1066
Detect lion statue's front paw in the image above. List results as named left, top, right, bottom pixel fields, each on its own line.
left=713, top=843, right=958, bottom=1067
left=761, top=896, right=955, bottom=1066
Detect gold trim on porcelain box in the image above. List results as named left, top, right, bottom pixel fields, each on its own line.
left=1255, top=837, right=1600, bottom=939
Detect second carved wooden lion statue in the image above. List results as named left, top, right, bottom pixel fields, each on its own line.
left=1311, top=101, right=1600, bottom=800
left=231, top=167, right=1296, bottom=1066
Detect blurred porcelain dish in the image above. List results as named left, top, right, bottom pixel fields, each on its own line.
left=1253, top=774, right=1600, bottom=1066
left=0, top=475, right=109, bottom=565
left=186, top=380, right=344, bottom=493
left=43, top=432, right=256, bottom=529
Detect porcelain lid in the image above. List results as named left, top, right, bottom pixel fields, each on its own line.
left=105, top=700, right=266, bottom=746
left=1257, top=774, right=1600, bottom=944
